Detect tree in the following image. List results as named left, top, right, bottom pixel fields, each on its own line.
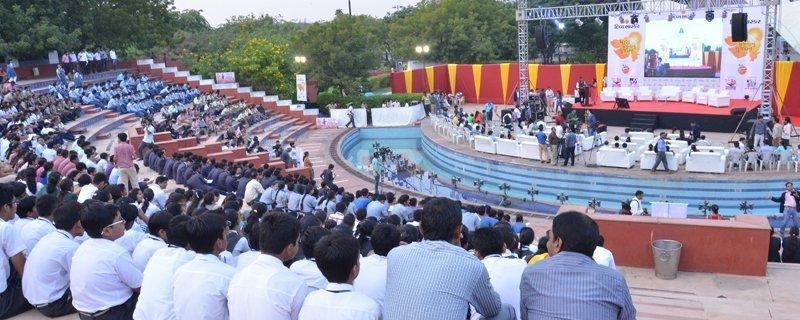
left=225, top=38, right=294, bottom=98
left=296, top=11, right=383, bottom=94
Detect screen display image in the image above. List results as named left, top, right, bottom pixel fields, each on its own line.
left=643, top=19, right=723, bottom=78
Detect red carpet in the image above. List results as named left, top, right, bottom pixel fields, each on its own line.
left=572, top=99, right=759, bottom=116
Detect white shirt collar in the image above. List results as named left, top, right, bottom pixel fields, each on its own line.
left=324, top=283, right=354, bottom=293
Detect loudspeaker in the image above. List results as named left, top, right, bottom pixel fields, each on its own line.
left=731, top=13, right=748, bottom=42
left=535, top=25, right=548, bottom=49
left=730, top=107, right=746, bottom=116
left=614, top=98, right=630, bottom=109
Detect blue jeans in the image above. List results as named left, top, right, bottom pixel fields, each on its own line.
left=781, top=207, right=800, bottom=234
left=373, top=174, right=381, bottom=195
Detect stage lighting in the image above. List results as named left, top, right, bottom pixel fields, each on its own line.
left=705, top=10, right=714, bottom=22
left=575, top=18, right=583, bottom=26
left=667, top=13, right=674, bottom=22
left=688, top=12, right=695, bottom=20
left=595, top=17, right=603, bottom=24
left=630, top=14, right=638, bottom=24
left=556, top=20, right=565, bottom=29
left=722, top=10, right=728, bottom=19
left=618, top=15, right=624, bottom=24
left=643, top=14, right=650, bottom=23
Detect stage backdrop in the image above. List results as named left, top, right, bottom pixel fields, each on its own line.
left=607, top=7, right=765, bottom=99
left=390, top=61, right=800, bottom=118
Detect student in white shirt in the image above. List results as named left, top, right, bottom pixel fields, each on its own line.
left=70, top=200, right=143, bottom=320
left=290, top=226, right=330, bottom=290
left=77, top=172, right=107, bottom=204
left=298, top=233, right=381, bottom=320
left=132, top=215, right=195, bottom=320
left=22, top=201, right=84, bottom=317
left=222, top=211, right=249, bottom=267
left=353, top=224, right=400, bottom=316
left=131, top=212, right=172, bottom=271
left=228, top=212, right=309, bottom=320
left=115, top=203, right=149, bottom=254
left=0, top=184, right=30, bottom=318
left=12, top=196, right=37, bottom=240
left=473, top=227, right=526, bottom=320
left=172, top=213, right=236, bottom=320
left=235, top=220, right=261, bottom=271
left=149, top=176, right=168, bottom=210
left=20, top=195, right=58, bottom=256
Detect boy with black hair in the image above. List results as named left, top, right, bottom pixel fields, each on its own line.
left=71, top=200, right=142, bottom=320
left=131, top=211, right=172, bottom=271
left=0, top=183, right=30, bottom=318
left=290, top=226, right=331, bottom=290
left=354, top=224, right=400, bottom=315
left=77, top=172, right=107, bottom=203
left=228, top=212, right=309, bottom=320
left=12, top=196, right=37, bottom=244
left=172, top=213, right=236, bottom=320
left=133, top=215, right=195, bottom=320
left=299, top=233, right=380, bottom=320
left=23, top=202, right=84, bottom=317
left=114, top=202, right=147, bottom=254
left=20, top=195, right=58, bottom=256
left=473, top=227, right=526, bottom=320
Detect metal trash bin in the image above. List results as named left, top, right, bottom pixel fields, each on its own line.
left=652, top=239, right=682, bottom=280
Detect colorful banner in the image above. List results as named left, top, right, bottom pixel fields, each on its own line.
left=296, top=74, right=307, bottom=102
left=719, top=7, right=766, bottom=99
left=606, top=16, right=644, bottom=88
left=215, top=72, right=236, bottom=84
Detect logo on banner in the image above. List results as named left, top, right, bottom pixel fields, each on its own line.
left=737, top=64, right=748, bottom=75
left=612, top=77, right=622, bottom=88
left=725, top=78, right=737, bottom=90
left=610, top=32, right=642, bottom=61
left=746, top=78, right=758, bottom=90
left=296, top=74, right=307, bottom=102
left=725, top=28, right=763, bottom=61
left=629, top=78, right=638, bottom=86
left=621, top=64, right=630, bottom=74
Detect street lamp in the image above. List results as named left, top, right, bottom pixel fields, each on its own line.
left=293, top=56, right=307, bottom=64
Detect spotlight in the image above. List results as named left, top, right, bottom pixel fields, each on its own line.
left=688, top=12, right=695, bottom=20
left=630, top=14, right=638, bottom=24
left=667, top=13, right=674, bottom=22
left=643, top=14, right=650, bottom=23
left=556, top=20, right=565, bottom=29
left=705, top=10, right=714, bottom=22
left=619, top=15, right=625, bottom=24
left=595, top=17, right=603, bottom=24
left=722, top=10, right=728, bottom=19
left=574, top=18, right=583, bottom=26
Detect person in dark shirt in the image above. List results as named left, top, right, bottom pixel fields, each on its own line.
left=782, top=227, right=800, bottom=263
left=163, top=158, right=176, bottom=179
left=768, top=228, right=782, bottom=262
left=236, top=175, right=249, bottom=200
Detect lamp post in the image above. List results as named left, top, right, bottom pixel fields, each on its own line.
left=293, top=56, right=307, bottom=64
left=414, top=45, right=430, bottom=68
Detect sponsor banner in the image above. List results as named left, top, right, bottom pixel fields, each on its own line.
left=214, top=72, right=236, bottom=84
left=296, top=74, right=307, bottom=102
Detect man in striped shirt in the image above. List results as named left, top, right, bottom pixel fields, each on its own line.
left=520, top=211, right=636, bottom=320
left=384, top=197, right=514, bottom=320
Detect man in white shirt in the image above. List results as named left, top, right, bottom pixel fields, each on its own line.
left=473, top=227, right=526, bottom=320
left=70, top=200, right=142, bottom=319
left=299, top=233, right=381, bottom=320
left=77, top=172, right=107, bottom=204
left=12, top=196, right=37, bottom=243
left=172, top=213, right=236, bottom=320
left=243, top=171, right=264, bottom=205
left=629, top=190, right=645, bottom=216
left=20, top=195, right=58, bottom=256
left=149, top=176, right=168, bottom=210
left=132, top=215, right=195, bottom=320
left=23, top=201, right=83, bottom=317
left=131, top=212, right=171, bottom=271
left=353, top=224, right=400, bottom=316
left=0, top=184, right=30, bottom=318
left=228, top=212, right=309, bottom=320
left=289, top=226, right=330, bottom=290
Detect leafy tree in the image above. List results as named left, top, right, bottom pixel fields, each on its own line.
left=225, top=38, right=294, bottom=98
left=296, top=11, right=383, bottom=94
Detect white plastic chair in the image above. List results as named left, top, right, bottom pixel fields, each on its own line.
left=776, top=151, right=794, bottom=172
left=727, top=152, right=744, bottom=172
left=758, top=151, right=774, bottom=171
left=743, top=152, right=759, bottom=172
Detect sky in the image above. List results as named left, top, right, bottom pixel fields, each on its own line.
left=173, top=0, right=422, bottom=27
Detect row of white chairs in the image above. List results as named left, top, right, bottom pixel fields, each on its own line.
left=600, top=85, right=730, bottom=107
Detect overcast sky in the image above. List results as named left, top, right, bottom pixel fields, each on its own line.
left=173, top=0, right=422, bottom=27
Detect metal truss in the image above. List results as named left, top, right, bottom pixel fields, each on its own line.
left=517, top=0, right=529, bottom=104
left=761, top=2, right=779, bottom=116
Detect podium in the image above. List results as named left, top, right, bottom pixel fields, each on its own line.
left=651, top=202, right=688, bottom=219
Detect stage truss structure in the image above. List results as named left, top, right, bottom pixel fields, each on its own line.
left=516, top=0, right=780, bottom=117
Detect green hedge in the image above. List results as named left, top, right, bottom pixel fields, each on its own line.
left=367, top=74, right=391, bottom=91
left=316, top=92, right=424, bottom=116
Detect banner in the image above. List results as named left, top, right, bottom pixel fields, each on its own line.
left=296, top=74, right=307, bottom=102
left=214, top=72, right=236, bottom=84
left=607, top=8, right=765, bottom=99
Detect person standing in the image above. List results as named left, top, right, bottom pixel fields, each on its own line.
left=753, top=117, right=767, bottom=148
left=651, top=132, right=669, bottom=172
left=520, top=211, right=636, bottom=319
left=535, top=125, right=548, bottom=164
left=114, top=133, right=138, bottom=192
left=630, top=190, right=645, bottom=216
left=370, top=153, right=382, bottom=195
left=320, top=164, right=335, bottom=186
left=690, top=121, right=701, bottom=143
left=345, top=104, right=355, bottom=128
left=563, top=126, right=577, bottom=166
left=782, top=117, right=792, bottom=147
left=548, top=127, right=559, bottom=166
left=772, top=119, right=784, bottom=147
left=139, top=119, right=155, bottom=159
left=109, top=49, right=118, bottom=70
left=770, top=182, right=800, bottom=235
left=303, top=152, right=314, bottom=178
left=484, top=101, right=495, bottom=122
left=384, top=197, right=512, bottom=320
left=586, top=110, right=598, bottom=137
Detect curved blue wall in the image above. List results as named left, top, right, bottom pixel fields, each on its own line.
left=341, top=127, right=785, bottom=215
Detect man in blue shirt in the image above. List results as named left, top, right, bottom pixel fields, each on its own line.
left=586, top=110, right=598, bottom=136
left=535, top=125, right=548, bottom=163
left=351, top=189, right=371, bottom=212
left=563, top=126, right=577, bottom=166
left=651, top=132, right=670, bottom=172
left=484, top=101, right=495, bottom=122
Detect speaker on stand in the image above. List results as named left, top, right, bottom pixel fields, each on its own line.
left=731, top=12, right=748, bottom=42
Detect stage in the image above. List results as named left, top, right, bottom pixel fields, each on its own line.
left=570, top=98, right=760, bottom=132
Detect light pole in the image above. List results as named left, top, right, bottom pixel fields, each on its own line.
left=293, top=56, right=307, bottom=64
left=414, top=45, right=430, bottom=68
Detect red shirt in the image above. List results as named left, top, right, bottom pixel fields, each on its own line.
left=114, top=142, right=135, bottom=169
left=554, top=115, right=564, bottom=125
